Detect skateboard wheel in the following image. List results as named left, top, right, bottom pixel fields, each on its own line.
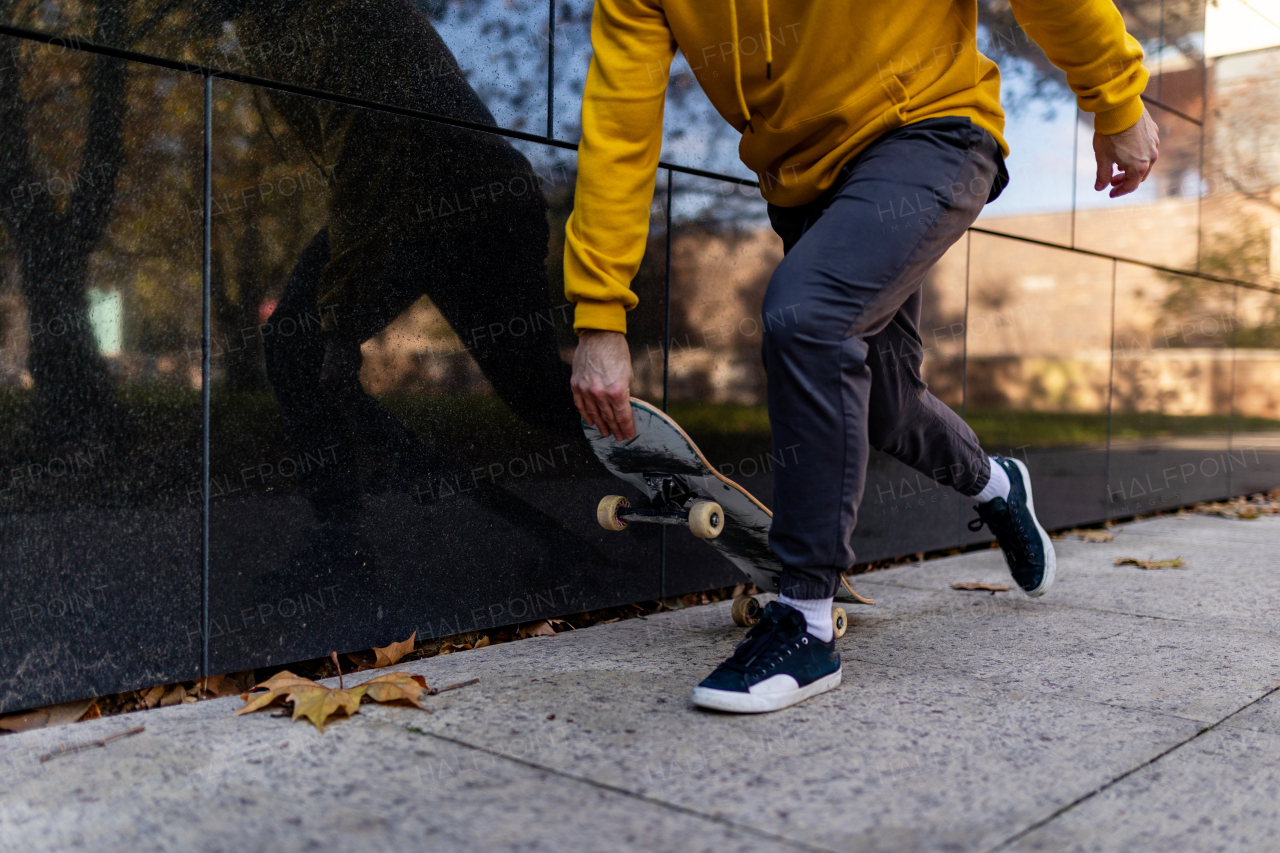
left=688, top=500, right=724, bottom=539
left=731, top=595, right=762, bottom=627
left=597, top=495, right=630, bottom=531
left=831, top=607, right=848, bottom=640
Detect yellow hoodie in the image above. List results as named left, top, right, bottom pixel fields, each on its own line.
left=564, top=0, right=1149, bottom=334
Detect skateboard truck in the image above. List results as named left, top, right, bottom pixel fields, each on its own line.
left=596, top=474, right=725, bottom=539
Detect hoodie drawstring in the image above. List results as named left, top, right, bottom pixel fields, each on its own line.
left=762, top=0, right=772, bottom=79
left=727, top=0, right=772, bottom=132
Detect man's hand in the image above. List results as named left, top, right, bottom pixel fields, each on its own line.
left=571, top=330, right=635, bottom=440
left=1094, top=107, right=1160, bottom=198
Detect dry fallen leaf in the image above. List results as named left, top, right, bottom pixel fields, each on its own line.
left=951, top=582, right=1010, bottom=593
left=1115, top=557, right=1185, bottom=569
left=518, top=620, right=558, bottom=638
left=236, top=671, right=327, bottom=715
left=197, top=671, right=255, bottom=699
left=359, top=672, right=432, bottom=708
left=237, top=672, right=365, bottom=732
left=287, top=684, right=364, bottom=731
left=141, top=685, right=166, bottom=709
left=472, top=636, right=491, bottom=649
left=1079, top=530, right=1115, bottom=542
left=373, top=631, right=417, bottom=668
left=236, top=669, right=456, bottom=731
left=0, top=698, right=97, bottom=733
left=159, top=685, right=187, bottom=707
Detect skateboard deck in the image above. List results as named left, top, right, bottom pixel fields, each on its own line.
left=585, top=398, right=871, bottom=605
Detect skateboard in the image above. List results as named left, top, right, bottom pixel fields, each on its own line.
left=585, top=398, right=872, bottom=636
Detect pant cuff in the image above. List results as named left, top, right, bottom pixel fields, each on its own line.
left=778, top=568, right=842, bottom=600
left=955, top=455, right=992, bottom=498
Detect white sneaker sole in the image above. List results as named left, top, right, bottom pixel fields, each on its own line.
left=691, top=668, right=842, bottom=714
left=1007, top=457, right=1056, bottom=597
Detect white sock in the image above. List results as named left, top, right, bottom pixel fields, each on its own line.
left=973, top=456, right=1011, bottom=504
left=776, top=594, right=834, bottom=643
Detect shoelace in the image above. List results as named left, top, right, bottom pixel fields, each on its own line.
left=967, top=504, right=1033, bottom=553
left=721, top=614, right=802, bottom=674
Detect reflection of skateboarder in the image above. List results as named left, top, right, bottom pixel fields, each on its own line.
left=217, top=0, right=579, bottom=538
left=567, top=2, right=1159, bottom=712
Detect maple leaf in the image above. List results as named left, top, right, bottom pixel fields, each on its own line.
left=358, top=672, right=432, bottom=708
left=951, top=581, right=1010, bottom=592
left=236, top=672, right=366, bottom=732
left=236, top=671, right=325, bottom=715
left=1115, top=557, right=1185, bottom=569
left=235, top=670, right=472, bottom=731
left=288, top=684, right=364, bottom=731
left=373, top=631, right=416, bottom=668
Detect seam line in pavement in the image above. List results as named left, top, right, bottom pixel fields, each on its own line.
left=402, top=724, right=835, bottom=853
left=985, top=684, right=1280, bottom=852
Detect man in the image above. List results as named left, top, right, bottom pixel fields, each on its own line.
left=566, top=0, right=1159, bottom=713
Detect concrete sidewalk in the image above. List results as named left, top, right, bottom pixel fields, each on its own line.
left=1, top=514, right=1278, bottom=852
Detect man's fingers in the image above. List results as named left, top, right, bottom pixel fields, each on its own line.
left=1111, top=165, right=1143, bottom=198
left=1095, top=154, right=1113, bottom=192
left=608, top=391, right=636, bottom=440
left=595, top=390, right=624, bottom=438
left=578, top=389, right=610, bottom=437
left=571, top=385, right=594, bottom=428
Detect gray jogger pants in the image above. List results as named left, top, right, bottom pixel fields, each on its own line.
left=763, top=116, right=1007, bottom=599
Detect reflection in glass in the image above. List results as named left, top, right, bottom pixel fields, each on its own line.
left=0, top=1, right=553, bottom=135
left=1109, top=263, right=1234, bottom=514
left=974, top=18, right=1076, bottom=246
left=1149, top=0, right=1206, bottom=119
left=207, top=47, right=662, bottom=668
left=1073, top=107, right=1203, bottom=269
left=964, top=232, right=1114, bottom=533
left=0, top=31, right=202, bottom=709
left=661, top=173, right=777, bottom=594
left=1230, top=286, right=1280, bottom=495
left=1201, top=42, right=1280, bottom=288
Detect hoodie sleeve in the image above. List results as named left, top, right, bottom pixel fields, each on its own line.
left=1006, top=0, right=1150, bottom=135
left=564, top=0, right=676, bottom=334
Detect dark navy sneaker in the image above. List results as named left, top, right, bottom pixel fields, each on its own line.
left=968, top=457, right=1056, bottom=596
left=691, top=602, right=841, bottom=713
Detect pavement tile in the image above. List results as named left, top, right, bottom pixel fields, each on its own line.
left=859, top=515, right=1280, bottom=634
left=1009, top=726, right=1280, bottom=853
left=0, top=701, right=803, bottom=853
